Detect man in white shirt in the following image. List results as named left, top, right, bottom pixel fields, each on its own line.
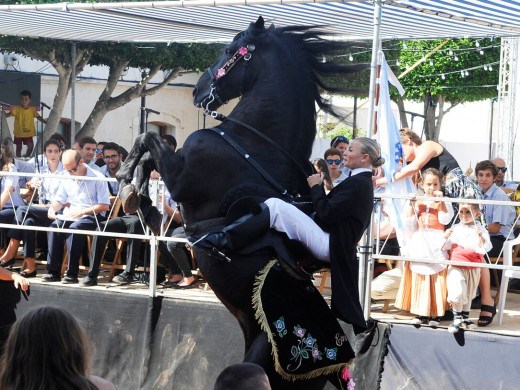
left=79, top=136, right=102, bottom=172
left=42, top=150, right=110, bottom=284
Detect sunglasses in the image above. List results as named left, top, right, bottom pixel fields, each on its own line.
left=327, top=159, right=342, bottom=165
left=497, top=167, right=507, bottom=173
left=332, top=136, right=349, bottom=146
left=95, top=148, right=103, bottom=153
left=103, top=154, right=119, bottom=161
left=67, top=161, right=80, bottom=174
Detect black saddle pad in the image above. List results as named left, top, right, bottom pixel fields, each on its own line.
left=252, top=260, right=355, bottom=381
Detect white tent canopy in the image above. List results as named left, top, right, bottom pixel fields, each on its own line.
left=0, top=0, right=519, bottom=44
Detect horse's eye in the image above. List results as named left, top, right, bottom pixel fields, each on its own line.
left=225, top=48, right=233, bottom=55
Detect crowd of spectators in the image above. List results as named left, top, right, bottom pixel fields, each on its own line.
left=369, top=128, right=518, bottom=330
left=0, top=116, right=518, bottom=334
left=0, top=132, right=194, bottom=290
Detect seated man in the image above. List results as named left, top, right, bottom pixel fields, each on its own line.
left=78, top=136, right=102, bottom=172
left=491, top=157, right=517, bottom=194
left=475, top=159, right=516, bottom=327
left=80, top=144, right=141, bottom=287
left=42, top=150, right=110, bottom=284
left=80, top=211, right=143, bottom=287
left=99, top=142, right=122, bottom=196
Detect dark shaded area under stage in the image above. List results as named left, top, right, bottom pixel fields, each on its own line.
left=14, top=284, right=390, bottom=390
left=16, top=284, right=520, bottom=389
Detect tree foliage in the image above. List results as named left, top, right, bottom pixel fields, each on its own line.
left=0, top=34, right=223, bottom=139
left=343, top=38, right=500, bottom=140
left=397, top=38, right=499, bottom=103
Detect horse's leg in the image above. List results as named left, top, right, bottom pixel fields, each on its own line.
left=134, top=152, right=164, bottom=234
left=117, top=132, right=183, bottom=214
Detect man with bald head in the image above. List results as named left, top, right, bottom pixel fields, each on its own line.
left=42, top=150, right=110, bottom=284
left=491, top=157, right=517, bottom=194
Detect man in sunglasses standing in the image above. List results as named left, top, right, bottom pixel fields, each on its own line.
left=330, top=135, right=351, bottom=176
left=42, top=150, right=110, bottom=284
left=491, top=157, right=517, bottom=194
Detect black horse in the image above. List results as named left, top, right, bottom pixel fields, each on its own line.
left=117, top=17, right=364, bottom=389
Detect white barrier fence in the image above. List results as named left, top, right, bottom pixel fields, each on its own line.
left=0, top=170, right=187, bottom=297
left=361, top=192, right=520, bottom=321
left=2, top=169, right=520, bottom=321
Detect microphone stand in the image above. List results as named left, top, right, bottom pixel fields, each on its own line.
left=144, top=108, right=160, bottom=133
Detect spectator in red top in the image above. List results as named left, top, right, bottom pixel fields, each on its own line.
left=443, top=201, right=492, bottom=333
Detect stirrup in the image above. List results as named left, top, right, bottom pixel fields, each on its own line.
left=189, top=234, right=232, bottom=263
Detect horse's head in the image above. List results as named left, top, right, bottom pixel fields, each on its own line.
left=193, top=16, right=273, bottom=111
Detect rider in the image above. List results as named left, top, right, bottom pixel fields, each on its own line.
left=199, top=137, right=384, bottom=332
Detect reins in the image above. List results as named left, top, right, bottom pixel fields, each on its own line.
left=205, top=127, right=291, bottom=197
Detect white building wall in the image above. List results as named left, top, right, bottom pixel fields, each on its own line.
left=4, top=55, right=513, bottom=179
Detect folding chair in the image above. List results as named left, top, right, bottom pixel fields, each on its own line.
left=497, top=236, right=520, bottom=325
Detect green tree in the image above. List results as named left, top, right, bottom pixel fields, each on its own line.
left=0, top=36, right=222, bottom=139
left=339, top=39, right=499, bottom=140
left=393, top=38, right=499, bottom=141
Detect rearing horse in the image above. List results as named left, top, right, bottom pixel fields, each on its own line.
left=117, top=17, right=364, bottom=389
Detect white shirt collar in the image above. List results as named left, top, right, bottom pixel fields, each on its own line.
left=350, top=167, right=372, bottom=177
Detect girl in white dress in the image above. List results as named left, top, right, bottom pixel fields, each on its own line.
left=395, top=168, right=454, bottom=326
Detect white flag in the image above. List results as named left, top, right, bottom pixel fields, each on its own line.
left=374, top=51, right=414, bottom=248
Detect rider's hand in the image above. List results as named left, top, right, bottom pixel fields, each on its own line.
left=307, top=173, right=323, bottom=188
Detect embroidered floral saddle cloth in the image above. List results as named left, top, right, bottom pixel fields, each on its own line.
left=253, top=260, right=355, bottom=381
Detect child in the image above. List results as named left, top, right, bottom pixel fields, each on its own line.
left=4, top=90, right=46, bottom=158
left=443, top=202, right=492, bottom=333
left=395, top=168, right=454, bottom=326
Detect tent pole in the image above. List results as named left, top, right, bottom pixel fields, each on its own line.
left=71, top=42, right=76, bottom=143
left=366, top=0, right=382, bottom=136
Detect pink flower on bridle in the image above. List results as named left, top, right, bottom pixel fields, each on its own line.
left=215, top=46, right=251, bottom=79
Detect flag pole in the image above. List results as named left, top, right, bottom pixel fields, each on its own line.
left=366, top=0, right=382, bottom=136
left=360, top=53, right=382, bottom=319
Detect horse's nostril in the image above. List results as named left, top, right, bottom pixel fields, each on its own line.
left=192, top=87, right=198, bottom=97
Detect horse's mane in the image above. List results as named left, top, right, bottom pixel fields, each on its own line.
left=269, top=25, right=367, bottom=120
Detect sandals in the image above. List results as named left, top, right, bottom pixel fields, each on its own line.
left=0, top=258, right=15, bottom=268
left=20, top=269, right=37, bottom=278
left=478, top=304, right=496, bottom=327
left=172, top=280, right=201, bottom=289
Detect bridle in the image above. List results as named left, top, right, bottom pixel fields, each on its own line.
left=200, top=43, right=313, bottom=198
left=202, top=44, right=255, bottom=114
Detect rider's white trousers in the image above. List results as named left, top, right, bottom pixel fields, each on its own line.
left=264, top=198, right=330, bottom=261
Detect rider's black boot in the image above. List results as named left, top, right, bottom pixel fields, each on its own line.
left=193, top=203, right=271, bottom=260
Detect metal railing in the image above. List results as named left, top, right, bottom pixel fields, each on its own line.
left=360, top=192, right=520, bottom=321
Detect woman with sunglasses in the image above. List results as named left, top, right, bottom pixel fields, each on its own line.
left=199, top=137, right=384, bottom=333
left=324, top=148, right=348, bottom=192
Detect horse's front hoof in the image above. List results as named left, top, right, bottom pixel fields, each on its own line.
left=120, top=184, right=141, bottom=214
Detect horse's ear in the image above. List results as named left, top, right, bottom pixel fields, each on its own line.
left=267, top=23, right=275, bottom=31
left=254, top=16, right=265, bottom=30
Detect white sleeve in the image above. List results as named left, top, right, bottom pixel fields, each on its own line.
left=437, top=201, right=455, bottom=225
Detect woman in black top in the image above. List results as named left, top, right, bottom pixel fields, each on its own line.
left=374, top=128, right=480, bottom=199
